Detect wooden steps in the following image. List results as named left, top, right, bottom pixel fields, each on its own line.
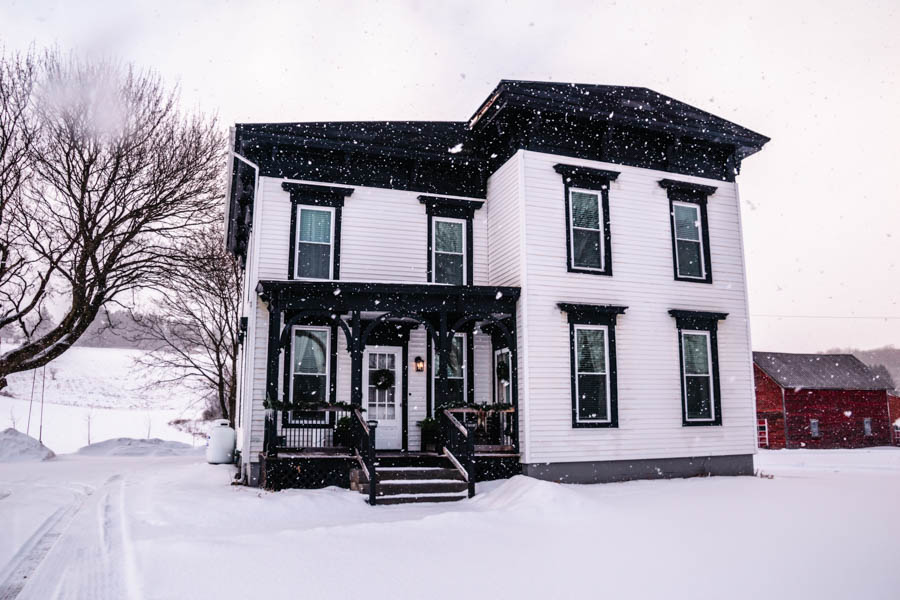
left=351, top=454, right=469, bottom=504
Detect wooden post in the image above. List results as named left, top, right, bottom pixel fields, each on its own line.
left=465, top=421, right=476, bottom=498
left=367, top=419, right=378, bottom=506
left=437, top=310, right=449, bottom=413
left=509, top=305, right=520, bottom=454
left=350, top=311, right=363, bottom=407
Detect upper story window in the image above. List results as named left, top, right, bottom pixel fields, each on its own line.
left=282, top=182, right=354, bottom=281
left=669, top=309, right=727, bottom=426
left=419, top=195, right=484, bottom=286
left=295, top=206, right=334, bottom=279
left=553, top=164, right=620, bottom=276
left=558, top=303, right=627, bottom=428
left=433, top=217, right=466, bottom=285
left=659, top=179, right=717, bottom=284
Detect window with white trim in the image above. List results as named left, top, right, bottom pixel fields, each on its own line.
left=681, top=330, right=715, bottom=422
left=672, top=202, right=705, bottom=279
left=569, top=188, right=605, bottom=271
left=295, top=206, right=334, bottom=279
left=289, top=327, right=330, bottom=421
left=432, top=217, right=465, bottom=285
left=573, top=325, right=611, bottom=424
left=810, top=418, right=821, bottom=438
left=494, top=348, right=511, bottom=405
left=863, top=417, right=873, bottom=437
left=433, top=333, right=466, bottom=408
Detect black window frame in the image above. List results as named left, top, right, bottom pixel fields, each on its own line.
left=559, top=303, right=627, bottom=428
left=669, top=309, right=727, bottom=427
left=659, top=179, right=716, bottom=284
left=419, top=195, right=484, bottom=287
left=281, top=323, right=337, bottom=426
left=283, top=182, right=353, bottom=281
left=553, top=164, right=620, bottom=276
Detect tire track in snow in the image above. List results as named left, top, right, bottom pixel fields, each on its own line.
left=7, top=474, right=141, bottom=600
left=0, top=486, right=88, bottom=600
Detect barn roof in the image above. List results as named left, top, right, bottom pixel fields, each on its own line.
left=753, top=352, right=891, bottom=391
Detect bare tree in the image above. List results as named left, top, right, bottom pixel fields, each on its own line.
left=132, top=220, right=242, bottom=424
left=0, top=50, right=224, bottom=389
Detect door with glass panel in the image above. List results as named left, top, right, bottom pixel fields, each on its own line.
left=363, top=346, right=403, bottom=449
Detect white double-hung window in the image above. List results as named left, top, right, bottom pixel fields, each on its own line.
left=569, top=188, right=605, bottom=271
left=432, top=217, right=465, bottom=285
left=573, top=325, right=611, bottom=424
left=680, top=330, right=716, bottom=422
left=295, top=206, right=334, bottom=280
left=672, top=202, right=705, bottom=279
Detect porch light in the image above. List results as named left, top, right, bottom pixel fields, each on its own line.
left=414, top=356, right=425, bottom=372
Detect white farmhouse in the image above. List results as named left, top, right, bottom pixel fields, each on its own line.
left=225, top=80, right=769, bottom=504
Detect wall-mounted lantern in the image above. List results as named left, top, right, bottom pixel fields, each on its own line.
left=414, top=356, right=425, bottom=372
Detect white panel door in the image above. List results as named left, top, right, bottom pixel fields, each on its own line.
left=363, top=346, right=403, bottom=449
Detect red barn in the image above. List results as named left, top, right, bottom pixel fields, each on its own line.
left=753, top=352, right=892, bottom=449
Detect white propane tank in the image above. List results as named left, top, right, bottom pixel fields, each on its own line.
left=206, top=419, right=236, bottom=464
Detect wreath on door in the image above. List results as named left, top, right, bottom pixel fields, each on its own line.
left=372, top=368, right=395, bottom=390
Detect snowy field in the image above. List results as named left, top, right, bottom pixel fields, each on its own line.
left=1, top=446, right=899, bottom=600
left=0, top=346, right=207, bottom=452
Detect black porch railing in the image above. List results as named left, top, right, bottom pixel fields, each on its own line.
left=448, top=407, right=517, bottom=452
left=440, top=409, right=476, bottom=498
left=265, top=406, right=356, bottom=452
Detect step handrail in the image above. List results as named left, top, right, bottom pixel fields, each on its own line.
left=351, top=408, right=378, bottom=505
left=440, top=409, right=476, bottom=498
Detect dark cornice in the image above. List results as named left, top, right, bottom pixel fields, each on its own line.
left=668, top=309, right=728, bottom=329
left=659, top=179, right=718, bottom=199
left=418, top=195, right=485, bottom=212
left=282, top=182, right=354, bottom=207
left=553, top=164, right=621, bottom=188
left=558, top=303, right=628, bottom=324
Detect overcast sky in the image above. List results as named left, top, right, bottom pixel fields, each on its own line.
left=3, top=0, right=898, bottom=353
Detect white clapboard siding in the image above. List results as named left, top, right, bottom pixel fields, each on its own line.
left=485, top=152, right=528, bottom=456
left=518, top=150, right=756, bottom=463
left=255, top=176, right=488, bottom=284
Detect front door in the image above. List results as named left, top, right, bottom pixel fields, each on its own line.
left=363, top=346, right=403, bottom=449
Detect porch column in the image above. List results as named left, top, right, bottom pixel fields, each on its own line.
left=263, top=300, right=282, bottom=454
left=509, top=305, right=520, bottom=452
left=436, top=310, right=450, bottom=413
left=350, top=310, right=364, bottom=407
left=264, top=301, right=282, bottom=407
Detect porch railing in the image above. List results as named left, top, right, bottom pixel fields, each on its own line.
left=447, top=407, right=517, bottom=452
left=440, top=409, right=476, bottom=498
left=350, top=408, right=378, bottom=505
left=265, top=406, right=355, bottom=453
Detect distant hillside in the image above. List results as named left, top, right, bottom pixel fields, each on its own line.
left=826, top=345, right=900, bottom=392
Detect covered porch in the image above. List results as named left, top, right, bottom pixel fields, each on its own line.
left=257, top=281, right=521, bottom=501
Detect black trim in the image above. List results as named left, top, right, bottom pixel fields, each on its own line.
left=660, top=179, right=715, bottom=284
left=402, top=343, right=409, bottom=451
left=288, top=203, right=343, bottom=281
left=466, top=330, right=475, bottom=406
left=422, top=196, right=480, bottom=287
left=559, top=303, right=625, bottom=428
left=280, top=323, right=337, bottom=427
left=554, top=164, right=619, bottom=276
left=669, top=309, right=726, bottom=427
left=282, top=182, right=354, bottom=207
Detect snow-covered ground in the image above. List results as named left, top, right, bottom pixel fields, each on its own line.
left=1, top=447, right=899, bottom=600
left=0, top=346, right=207, bottom=452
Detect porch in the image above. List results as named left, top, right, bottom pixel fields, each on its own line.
left=257, top=281, right=521, bottom=503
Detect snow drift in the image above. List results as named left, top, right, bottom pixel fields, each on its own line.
left=77, top=437, right=198, bottom=457
left=0, top=428, right=56, bottom=462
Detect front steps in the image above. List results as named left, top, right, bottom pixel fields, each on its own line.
left=350, top=454, right=469, bottom=505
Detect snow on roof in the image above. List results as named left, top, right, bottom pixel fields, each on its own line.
left=753, top=352, right=891, bottom=391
